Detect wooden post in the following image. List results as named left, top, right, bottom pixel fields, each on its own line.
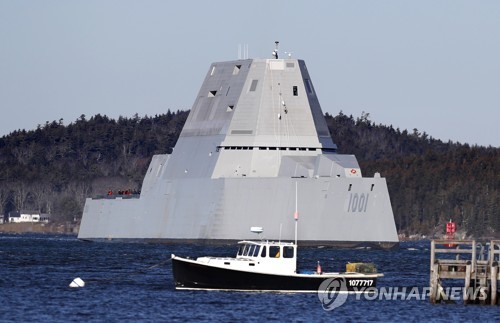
left=472, top=240, right=476, bottom=273
left=491, top=264, right=498, bottom=305
left=430, top=240, right=435, bottom=268
left=430, top=240, right=436, bottom=303
left=430, top=263, right=440, bottom=304
left=489, top=242, right=493, bottom=268
left=464, top=263, right=472, bottom=304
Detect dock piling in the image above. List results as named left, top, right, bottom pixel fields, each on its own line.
left=430, top=239, right=500, bottom=305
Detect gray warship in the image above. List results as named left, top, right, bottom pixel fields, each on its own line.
left=78, top=49, right=399, bottom=248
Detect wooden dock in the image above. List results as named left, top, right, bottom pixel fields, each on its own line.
left=430, top=240, right=500, bottom=304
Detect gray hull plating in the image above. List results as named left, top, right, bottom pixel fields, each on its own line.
left=78, top=58, right=399, bottom=247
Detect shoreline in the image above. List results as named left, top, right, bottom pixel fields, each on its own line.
left=1, top=223, right=497, bottom=242
left=0, top=223, right=79, bottom=235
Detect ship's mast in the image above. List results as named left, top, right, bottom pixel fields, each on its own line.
left=294, top=181, right=298, bottom=246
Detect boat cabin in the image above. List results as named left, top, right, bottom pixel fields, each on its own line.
left=195, top=240, right=298, bottom=275
left=235, top=240, right=297, bottom=274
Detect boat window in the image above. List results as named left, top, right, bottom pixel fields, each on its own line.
left=269, top=246, right=280, bottom=258
left=293, top=86, right=298, bottom=96
left=260, top=246, right=267, bottom=257
left=237, top=244, right=246, bottom=256
left=245, top=244, right=256, bottom=257
left=283, top=246, right=294, bottom=258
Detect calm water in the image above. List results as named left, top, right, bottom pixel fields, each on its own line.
left=1, top=234, right=498, bottom=322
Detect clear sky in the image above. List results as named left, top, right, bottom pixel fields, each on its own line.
left=1, top=1, right=499, bottom=147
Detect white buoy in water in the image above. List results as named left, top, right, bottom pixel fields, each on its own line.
left=69, top=277, right=85, bottom=288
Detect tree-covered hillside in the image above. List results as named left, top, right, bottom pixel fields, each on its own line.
left=0, top=111, right=188, bottom=222
left=0, top=110, right=498, bottom=238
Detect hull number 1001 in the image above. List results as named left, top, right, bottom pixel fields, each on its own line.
left=347, top=193, right=369, bottom=213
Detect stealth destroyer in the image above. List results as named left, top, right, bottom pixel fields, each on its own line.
left=78, top=49, right=399, bottom=248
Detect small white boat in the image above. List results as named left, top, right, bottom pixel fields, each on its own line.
left=171, top=237, right=382, bottom=292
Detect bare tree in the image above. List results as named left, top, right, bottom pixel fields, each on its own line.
left=11, top=181, right=29, bottom=212
left=66, top=182, right=92, bottom=210
left=30, top=181, right=52, bottom=213
left=0, top=183, right=10, bottom=218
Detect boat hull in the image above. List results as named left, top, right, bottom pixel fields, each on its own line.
left=172, top=256, right=379, bottom=292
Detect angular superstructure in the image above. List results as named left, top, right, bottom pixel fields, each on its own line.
left=78, top=57, right=399, bottom=248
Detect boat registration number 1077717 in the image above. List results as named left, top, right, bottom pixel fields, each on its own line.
left=348, top=279, right=374, bottom=287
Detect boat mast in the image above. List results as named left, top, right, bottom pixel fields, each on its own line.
left=294, top=181, right=298, bottom=246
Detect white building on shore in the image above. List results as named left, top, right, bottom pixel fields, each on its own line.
left=8, top=211, right=50, bottom=223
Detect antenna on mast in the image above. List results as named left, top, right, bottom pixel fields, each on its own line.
left=272, top=41, right=279, bottom=59
left=238, top=43, right=249, bottom=59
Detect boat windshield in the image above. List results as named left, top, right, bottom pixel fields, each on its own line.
left=237, top=244, right=261, bottom=257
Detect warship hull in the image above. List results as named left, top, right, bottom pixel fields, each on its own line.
left=79, top=176, right=398, bottom=248
left=78, top=56, right=399, bottom=247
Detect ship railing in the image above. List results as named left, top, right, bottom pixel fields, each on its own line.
left=92, top=194, right=140, bottom=200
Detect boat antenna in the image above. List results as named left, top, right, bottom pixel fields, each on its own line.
left=294, top=181, right=299, bottom=246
